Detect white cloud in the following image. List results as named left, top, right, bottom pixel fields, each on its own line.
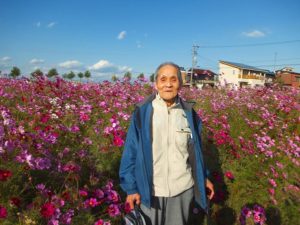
left=47, top=22, right=56, bottom=28
left=117, top=31, right=127, bottom=40
left=30, top=58, right=44, bottom=64
left=89, top=60, right=111, bottom=70
left=59, top=60, right=82, bottom=69
left=1, top=56, right=11, bottom=62
left=36, top=22, right=41, bottom=27
left=242, top=30, right=266, bottom=38
left=88, top=60, right=132, bottom=76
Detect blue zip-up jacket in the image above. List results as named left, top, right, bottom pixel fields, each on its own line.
left=119, top=93, right=208, bottom=212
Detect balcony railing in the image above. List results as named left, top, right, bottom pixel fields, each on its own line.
left=238, top=74, right=264, bottom=80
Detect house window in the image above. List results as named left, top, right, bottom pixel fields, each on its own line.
left=296, top=76, right=300, bottom=82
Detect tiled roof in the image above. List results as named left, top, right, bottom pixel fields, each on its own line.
left=187, top=68, right=217, bottom=75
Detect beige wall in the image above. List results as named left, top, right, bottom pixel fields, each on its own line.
left=219, top=62, right=265, bottom=87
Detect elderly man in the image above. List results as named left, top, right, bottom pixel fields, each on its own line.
left=119, top=62, right=214, bottom=225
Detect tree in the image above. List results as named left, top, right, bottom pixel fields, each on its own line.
left=84, top=70, right=91, bottom=81
left=123, top=71, right=132, bottom=81
left=31, top=69, right=44, bottom=78
left=111, top=74, right=118, bottom=82
left=47, top=68, right=58, bottom=78
left=77, top=72, right=84, bottom=82
left=9, top=66, right=21, bottom=78
left=137, top=73, right=145, bottom=80
left=67, top=71, right=75, bottom=80
left=150, top=73, right=155, bottom=82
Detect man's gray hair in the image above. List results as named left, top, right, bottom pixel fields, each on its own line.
left=154, top=62, right=183, bottom=86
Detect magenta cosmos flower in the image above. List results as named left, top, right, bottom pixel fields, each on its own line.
left=0, top=205, right=7, bottom=219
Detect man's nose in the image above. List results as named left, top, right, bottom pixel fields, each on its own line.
left=165, top=81, right=172, bottom=87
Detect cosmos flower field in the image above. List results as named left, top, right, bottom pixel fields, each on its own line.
left=0, top=77, right=299, bottom=225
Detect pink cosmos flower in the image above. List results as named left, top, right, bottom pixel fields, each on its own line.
left=62, top=162, right=80, bottom=172
left=268, top=178, right=277, bottom=187
left=0, top=205, right=7, bottom=218
left=70, top=125, right=80, bottom=133
left=34, top=157, right=51, bottom=170
left=113, top=135, right=124, bottom=147
left=225, top=171, right=234, bottom=180
left=124, top=202, right=131, bottom=214
left=9, top=197, right=21, bottom=207
left=84, top=198, right=98, bottom=208
left=107, top=204, right=120, bottom=217
left=60, top=209, right=74, bottom=225
left=40, top=202, right=56, bottom=218
left=268, top=188, right=275, bottom=195
left=79, top=189, right=88, bottom=197
left=94, top=219, right=111, bottom=225
left=40, top=114, right=50, bottom=123
left=94, top=219, right=104, bottom=225
left=79, top=112, right=90, bottom=122
left=276, top=162, right=284, bottom=169
left=94, top=189, right=105, bottom=199
left=0, top=169, right=12, bottom=181
left=106, top=190, right=119, bottom=203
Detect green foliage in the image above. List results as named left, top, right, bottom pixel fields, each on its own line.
left=137, top=73, right=144, bottom=79
left=111, top=74, right=118, bottom=82
left=9, top=66, right=21, bottom=78
left=123, top=71, right=131, bottom=80
left=84, top=70, right=91, bottom=80
left=150, top=73, right=155, bottom=82
left=47, top=68, right=58, bottom=77
left=77, top=72, right=84, bottom=81
left=67, top=71, right=76, bottom=80
left=31, top=69, right=44, bottom=78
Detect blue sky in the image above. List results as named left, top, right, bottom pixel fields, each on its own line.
left=0, top=0, right=300, bottom=80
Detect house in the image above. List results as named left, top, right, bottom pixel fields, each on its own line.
left=179, top=67, right=187, bottom=83
left=275, top=67, right=300, bottom=88
left=182, top=68, right=217, bottom=87
left=218, top=60, right=275, bottom=88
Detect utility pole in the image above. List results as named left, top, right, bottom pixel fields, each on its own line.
left=190, top=44, right=199, bottom=87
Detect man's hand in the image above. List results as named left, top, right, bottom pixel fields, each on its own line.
left=206, top=179, right=214, bottom=200
left=126, top=193, right=141, bottom=210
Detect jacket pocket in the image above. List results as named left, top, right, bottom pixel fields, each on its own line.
left=175, top=127, right=191, bottom=148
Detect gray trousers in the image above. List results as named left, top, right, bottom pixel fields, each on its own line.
left=140, top=187, right=194, bottom=225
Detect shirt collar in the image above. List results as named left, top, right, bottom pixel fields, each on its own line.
left=155, top=93, right=180, bottom=109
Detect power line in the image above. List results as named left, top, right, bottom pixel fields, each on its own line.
left=255, top=63, right=300, bottom=68
left=242, top=57, right=300, bottom=64
left=200, top=39, right=300, bottom=48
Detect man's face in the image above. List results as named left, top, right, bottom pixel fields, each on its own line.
left=155, top=65, right=181, bottom=105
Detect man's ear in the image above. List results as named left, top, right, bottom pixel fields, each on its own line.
left=154, top=82, right=158, bottom=90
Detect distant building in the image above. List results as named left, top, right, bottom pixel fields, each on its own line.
left=276, top=67, right=300, bottom=88
left=179, top=67, right=187, bottom=83
left=219, top=60, right=275, bottom=88
left=182, top=67, right=217, bottom=88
